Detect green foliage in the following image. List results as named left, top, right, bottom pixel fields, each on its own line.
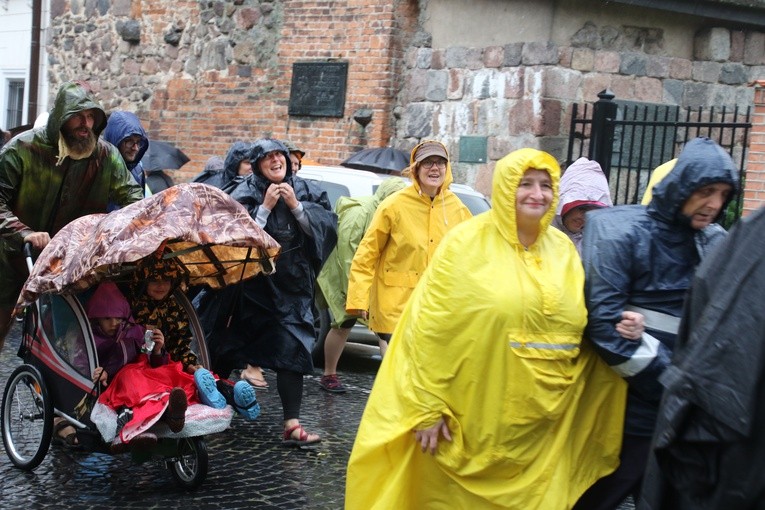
left=721, top=173, right=746, bottom=230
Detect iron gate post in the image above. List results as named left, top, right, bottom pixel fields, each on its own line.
left=588, top=89, right=618, bottom=180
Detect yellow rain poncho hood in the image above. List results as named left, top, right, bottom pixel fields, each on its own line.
left=345, top=148, right=627, bottom=509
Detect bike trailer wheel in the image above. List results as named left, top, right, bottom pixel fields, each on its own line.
left=168, top=436, right=208, bottom=490
left=1, top=364, right=53, bottom=469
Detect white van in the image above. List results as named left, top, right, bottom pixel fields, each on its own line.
left=299, top=165, right=491, bottom=215
left=299, top=165, right=491, bottom=363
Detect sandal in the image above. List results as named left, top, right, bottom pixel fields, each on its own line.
left=240, top=365, right=269, bottom=390
left=52, top=419, right=82, bottom=450
left=163, top=387, right=187, bottom=433
left=282, top=424, right=321, bottom=447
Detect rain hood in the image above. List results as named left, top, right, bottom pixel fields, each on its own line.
left=552, top=157, right=612, bottom=252
left=102, top=111, right=149, bottom=171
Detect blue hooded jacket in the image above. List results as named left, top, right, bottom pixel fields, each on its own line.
left=581, top=137, right=738, bottom=436
left=102, top=111, right=149, bottom=191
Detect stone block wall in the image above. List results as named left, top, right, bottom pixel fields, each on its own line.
left=397, top=23, right=765, bottom=195
left=44, top=2, right=765, bottom=206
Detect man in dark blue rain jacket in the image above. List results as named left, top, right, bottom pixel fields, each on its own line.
left=102, top=110, right=150, bottom=196
left=573, top=137, right=739, bottom=510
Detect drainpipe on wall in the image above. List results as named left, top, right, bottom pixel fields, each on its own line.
left=26, top=0, right=42, bottom=122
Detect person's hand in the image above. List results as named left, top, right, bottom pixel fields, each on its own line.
left=278, top=183, right=299, bottom=209
left=185, top=364, right=202, bottom=374
left=23, top=232, right=51, bottom=251
left=414, top=417, right=452, bottom=455
left=92, top=366, right=108, bottom=386
left=263, top=183, right=280, bottom=210
left=151, top=329, right=165, bottom=353
left=346, top=309, right=368, bottom=320
left=616, top=311, right=645, bottom=341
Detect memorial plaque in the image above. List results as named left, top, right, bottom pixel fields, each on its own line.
left=459, top=136, right=488, bottom=163
left=288, top=62, right=349, bottom=117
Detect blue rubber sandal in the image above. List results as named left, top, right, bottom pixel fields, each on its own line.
left=194, top=368, right=227, bottom=409
left=233, top=381, right=261, bottom=421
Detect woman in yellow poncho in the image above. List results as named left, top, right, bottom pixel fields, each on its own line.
left=345, top=148, right=627, bottom=509
left=346, top=140, right=472, bottom=356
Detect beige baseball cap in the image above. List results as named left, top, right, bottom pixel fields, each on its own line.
left=413, top=141, right=448, bottom=162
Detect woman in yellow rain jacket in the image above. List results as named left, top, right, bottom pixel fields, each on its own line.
left=345, top=140, right=472, bottom=355
left=345, top=148, right=628, bottom=510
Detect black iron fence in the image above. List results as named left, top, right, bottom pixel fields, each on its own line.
left=566, top=89, right=751, bottom=226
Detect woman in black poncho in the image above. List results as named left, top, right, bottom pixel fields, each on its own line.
left=200, top=139, right=337, bottom=446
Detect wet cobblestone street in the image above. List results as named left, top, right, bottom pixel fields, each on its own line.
left=0, top=320, right=378, bottom=509
left=1, top=318, right=636, bottom=510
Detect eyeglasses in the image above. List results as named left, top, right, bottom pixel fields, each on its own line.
left=120, top=137, right=142, bottom=149
left=420, top=158, right=447, bottom=169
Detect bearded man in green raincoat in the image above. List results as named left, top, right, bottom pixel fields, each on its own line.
left=0, top=80, right=143, bottom=347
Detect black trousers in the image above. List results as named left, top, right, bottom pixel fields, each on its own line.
left=573, top=434, right=652, bottom=510
left=277, top=370, right=304, bottom=421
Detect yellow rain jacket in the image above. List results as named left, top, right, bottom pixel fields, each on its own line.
left=346, top=144, right=472, bottom=334
left=641, top=158, right=677, bottom=205
left=345, top=149, right=627, bottom=510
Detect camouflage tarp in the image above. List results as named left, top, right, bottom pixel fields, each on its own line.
left=15, top=182, right=280, bottom=312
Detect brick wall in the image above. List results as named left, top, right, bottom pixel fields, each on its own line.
left=744, top=81, right=765, bottom=216
left=46, top=0, right=415, bottom=183
left=142, top=1, right=412, bottom=183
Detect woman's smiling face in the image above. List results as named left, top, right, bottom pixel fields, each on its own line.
left=416, top=157, right=447, bottom=196
left=258, top=151, right=288, bottom=183
left=515, top=169, right=553, bottom=223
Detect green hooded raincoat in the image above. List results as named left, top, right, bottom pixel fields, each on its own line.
left=0, top=81, right=142, bottom=304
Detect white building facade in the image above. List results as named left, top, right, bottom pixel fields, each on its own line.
left=0, top=0, right=49, bottom=131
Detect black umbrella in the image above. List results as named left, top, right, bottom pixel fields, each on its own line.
left=8, top=123, right=34, bottom=138
left=340, top=147, right=409, bottom=174
left=142, top=140, right=190, bottom=172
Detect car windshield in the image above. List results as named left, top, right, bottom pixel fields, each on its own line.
left=304, top=172, right=489, bottom=214
left=454, top=192, right=491, bottom=215
left=313, top=181, right=350, bottom=208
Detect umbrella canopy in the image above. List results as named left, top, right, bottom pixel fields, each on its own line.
left=8, top=122, right=34, bottom=138
left=340, top=147, right=409, bottom=174
left=15, top=183, right=281, bottom=312
left=142, top=140, right=190, bottom=172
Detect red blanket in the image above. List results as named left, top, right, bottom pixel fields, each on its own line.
left=98, top=355, right=200, bottom=442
